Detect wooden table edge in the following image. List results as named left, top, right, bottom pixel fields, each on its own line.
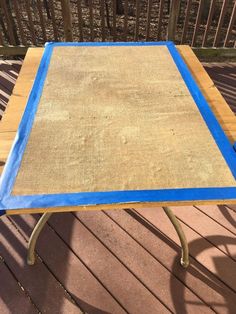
left=1, top=45, right=236, bottom=215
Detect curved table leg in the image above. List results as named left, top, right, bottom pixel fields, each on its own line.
left=27, top=212, right=52, bottom=265
left=163, top=207, right=189, bottom=268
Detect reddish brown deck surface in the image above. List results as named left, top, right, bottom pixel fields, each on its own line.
left=0, top=60, right=236, bottom=313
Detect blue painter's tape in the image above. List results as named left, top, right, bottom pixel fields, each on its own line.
left=0, top=44, right=54, bottom=200
left=233, top=142, right=236, bottom=153
left=167, top=43, right=236, bottom=179
left=2, top=187, right=236, bottom=210
left=1, top=41, right=236, bottom=212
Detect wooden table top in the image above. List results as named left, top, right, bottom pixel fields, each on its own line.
left=1, top=43, right=236, bottom=215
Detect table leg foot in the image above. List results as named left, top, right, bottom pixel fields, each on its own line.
left=27, top=212, right=52, bottom=265
left=163, top=206, right=189, bottom=268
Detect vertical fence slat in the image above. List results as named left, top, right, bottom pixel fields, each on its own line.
left=157, top=0, right=165, bottom=40
left=25, top=0, right=37, bottom=45
left=48, top=0, right=59, bottom=41
left=134, top=0, right=141, bottom=41
left=213, top=0, right=229, bottom=47
left=100, top=0, right=105, bottom=41
left=36, top=0, right=47, bottom=42
left=202, top=0, right=216, bottom=47
left=61, top=0, right=73, bottom=41
left=113, top=0, right=117, bottom=41
left=145, top=0, right=152, bottom=41
left=123, top=0, right=128, bottom=41
left=191, top=0, right=204, bottom=46
left=76, top=0, right=84, bottom=41
left=224, top=1, right=236, bottom=47
left=12, top=0, right=27, bottom=45
left=0, top=0, right=17, bottom=45
left=0, top=27, right=4, bottom=45
left=181, top=0, right=192, bottom=43
left=88, top=0, right=94, bottom=41
left=167, top=0, right=181, bottom=41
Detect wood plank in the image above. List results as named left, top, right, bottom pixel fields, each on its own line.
left=0, top=132, right=16, bottom=174
left=171, top=205, right=236, bottom=260
left=0, top=48, right=43, bottom=132
left=48, top=212, right=170, bottom=313
left=6, top=198, right=236, bottom=216
left=194, top=204, right=236, bottom=236
left=12, top=0, right=27, bottom=46
left=0, top=216, right=83, bottom=313
left=9, top=213, right=126, bottom=314
left=0, top=46, right=28, bottom=56
left=0, top=0, right=17, bottom=45
left=213, top=0, right=229, bottom=47
left=134, top=0, right=140, bottom=41
left=113, top=0, right=117, bottom=41
left=106, top=209, right=236, bottom=313
left=181, top=0, right=192, bottom=43
left=177, top=45, right=236, bottom=142
left=36, top=0, right=47, bottom=43
left=202, top=0, right=216, bottom=47
left=25, top=0, right=37, bottom=45
left=88, top=0, right=94, bottom=41
left=76, top=0, right=84, bottom=42
left=0, top=259, right=38, bottom=314
left=224, top=1, right=236, bottom=47
left=157, top=0, right=164, bottom=40
left=48, top=0, right=59, bottom=41
left=136, top=207, right=236, bottom=293
left=75, top=210, right=213, bottom=313
left=191, top=0, right=204, bottom=46
left=123, top=0, right=128, bottom=41
left=60, top=0, right=73, bottom=41
left=168, top=0, right=181, bottom=41
left=145, top=0, right=152, bottom=41
left=100, top=0, right=105, bottom=41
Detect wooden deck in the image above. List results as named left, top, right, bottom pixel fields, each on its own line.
left=0, top=54, right=236, bottom=313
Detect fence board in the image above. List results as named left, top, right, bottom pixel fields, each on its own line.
left=181, top=0, right=192, bottom=44
left=145, top=0, right=152, bottom=41
left=0, top=0, right=16, bottom=45
left=0, top=0, right=234, bottom=48
left=0, top=28, right=3, bottom=45
left=60, top=0, right=73, bottom=41
left=12, top=0, right=27, bottom=46
left=36, top=0, right=47, bottom=42
left=134, top=0, right=141, bottom=41
left=48, top=0, right=59, bottom=41
left=123, top=0, right=128, bottom=41
left=88, top=0, right=94, bottom=41
left=157, top=0, right=165, bottom=40
left=168, top=0, right=181, bottom=41
left=113, top=0, right=117, bottom=41
left=224, top=1, right=236, bottom=47
left=213, top=0, right=229, bottom=47
left=192, top=0, right=204, bottom=46
left=202, top=0, right=216, bottom=47
left=76, top=0, right=84, bottom=41
left=25, top=0, right=37, bottom=45
left=100, top=0, right=105, bottom=41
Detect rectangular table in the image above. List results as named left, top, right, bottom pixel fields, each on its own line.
left=1, top=42, right=236, bottom=268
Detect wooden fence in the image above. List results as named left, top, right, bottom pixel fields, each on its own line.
left=0, top=0, right=235, bottom=50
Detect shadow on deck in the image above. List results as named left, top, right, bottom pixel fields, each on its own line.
left=0, top=60, right=236, bottom=313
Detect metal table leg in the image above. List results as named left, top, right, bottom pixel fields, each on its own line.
left=27, top=212, right=52, bottom=265
left=163, top=207, right=189, bottom=268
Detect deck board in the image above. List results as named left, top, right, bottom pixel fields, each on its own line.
left=9, top=214, right=128, bottom=314
left=0, top=49, right=236, bottom=313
